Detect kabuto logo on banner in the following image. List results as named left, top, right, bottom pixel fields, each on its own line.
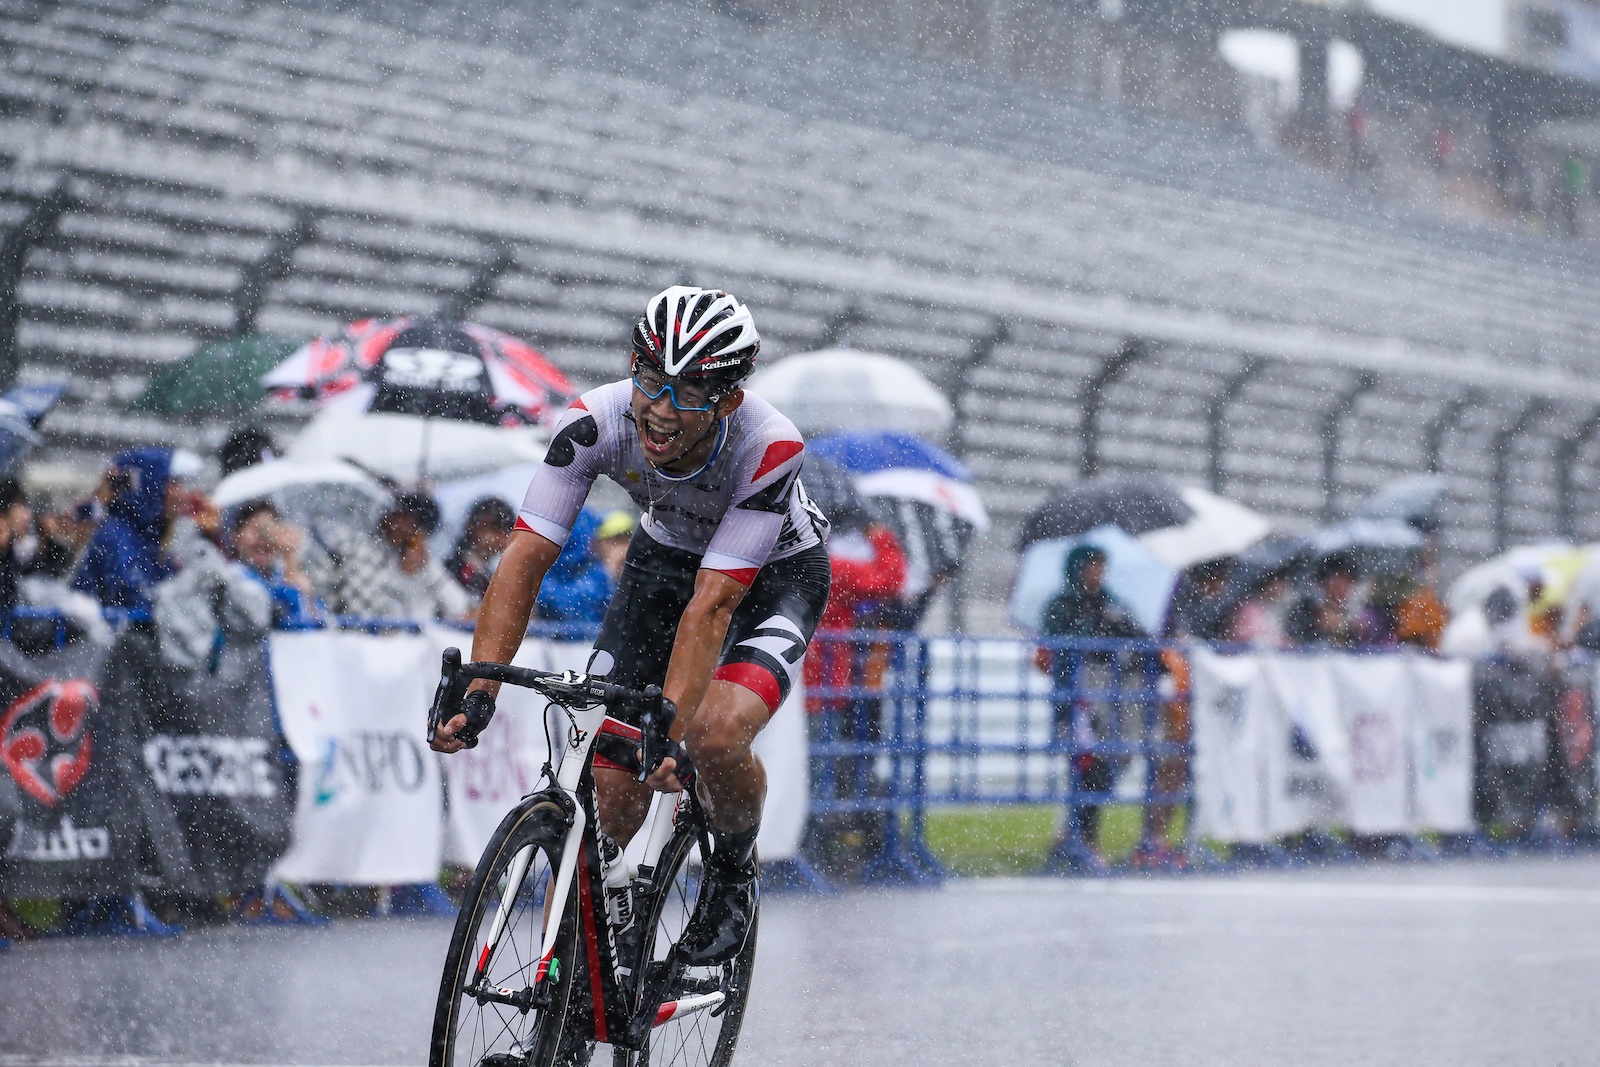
left=0, top=679, right=98, bottom=807
left=5, top=813, right=109, bottom=861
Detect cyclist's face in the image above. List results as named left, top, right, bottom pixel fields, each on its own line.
left=631, top=369, right=737, bottom=466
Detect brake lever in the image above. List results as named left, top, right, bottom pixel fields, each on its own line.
left=426, top=647, right=466, bottom=745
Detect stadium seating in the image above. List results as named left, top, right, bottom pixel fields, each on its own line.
left=3, top=0, right=1600, bottom=630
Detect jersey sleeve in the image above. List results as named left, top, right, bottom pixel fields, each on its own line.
left=701, top=434, right=806, bottom=585
left=516, top=396, right=603, bottom=546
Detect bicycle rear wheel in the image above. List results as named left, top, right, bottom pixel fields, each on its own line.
left=430, top=798, right=591, bottom=1067
left=613, top=830, right=758, bottom=1067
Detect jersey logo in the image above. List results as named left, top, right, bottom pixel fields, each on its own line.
left=737, top=470, right=796, bottom=514
left=753, top=440, right=804, bottom=481
left=545, top=414, right=599, bottom=467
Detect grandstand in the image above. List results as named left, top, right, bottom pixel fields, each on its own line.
left=3, top=0, right=1600, bottom=631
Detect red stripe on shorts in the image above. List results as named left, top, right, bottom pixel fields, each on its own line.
left=713, top=662, right=783, bottom=713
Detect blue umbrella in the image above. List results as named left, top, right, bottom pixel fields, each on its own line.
left=809, top=430, right=971, bottom=480
left=1009, top=525, right=1179, bottom=635
left=810, top=431, right=989, bottom=590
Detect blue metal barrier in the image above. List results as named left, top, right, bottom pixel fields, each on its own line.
left=806, top=631, right=1201, bottom=882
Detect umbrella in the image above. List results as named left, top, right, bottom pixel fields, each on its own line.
left=798, top=455, right=874, bottom=532
left=212, top=458, right=392, bottom=554
left=1309, top=518, right=1425, bottom=570
left=262, top=317, right=575, bottom=427
left=134, top=334, right=307, bottom=417
left=1138, top=485, right=1271, bottom=570
left=809, top=431, right=988, bottom=529
left=1353, top=475, right=1449, bottom=531
left=1009, top=525, right=1178, bottom=635
left=285, top=409, right=548, bottom=484
left=1450, top=542, right=1588, bottom=614
left=0, top=382, right=58, bottom=479
left=746, top=349, right=953, bottom=437
left=1018, top=476, right=1192, bottom=550
left=812, top=430, right=990, bottom=595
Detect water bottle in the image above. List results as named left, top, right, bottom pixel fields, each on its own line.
left=598, top=833, right=634, bottom=930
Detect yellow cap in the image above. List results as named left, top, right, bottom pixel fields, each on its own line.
left=597, top=509, right=637, bottom=541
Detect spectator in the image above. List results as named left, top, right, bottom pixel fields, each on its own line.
left=593, top=509, right=636, bottom=584
left=535, top=508, right=612, bottom=625
left=219, top=424, right=279, bottom=479
left=305, top=491, right=471, bottom=622
left=154, top=487, right=273, bottom=670
left=0, top=477, right=35, bottom=616
left=446, top=497, right=516, bottom=600
left=1166, top=558, right=1233, bottom=640
left=1035, top=545, right=1143, bottom=868
left=72, top=448, right=204, bottom=615
left=1285, top=553, right=1375, bottom=648
left=383, top=492, right=472, bottom=622
left=228, top=500, right=323, bottom=627
left=800, top=509, right=907, bottom=879
left=1229, top=566, right=1295, bottom=648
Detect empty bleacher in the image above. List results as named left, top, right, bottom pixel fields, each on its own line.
left=2, top=0, right=1599, bottom=629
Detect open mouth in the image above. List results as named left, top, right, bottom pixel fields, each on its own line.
left=642, top=420, right=684, bottom=455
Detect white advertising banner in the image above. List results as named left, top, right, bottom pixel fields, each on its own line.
left=270, top=628, right=810, bottom=883
left=1190, top=648, right=1270, bottom=844
left=268, top=630, right=445, bottom=885
left=1332, top=658, right=1411, bottom=834
left=1261, top=656, right=1348, bottom=837
left=1189, top=651, right=1474, bottom=843
left=434, top=631, right=591, bottom=868
left=1407, top=657, right=1474, bottom=833
left=426, top=629, right=808, bottom=868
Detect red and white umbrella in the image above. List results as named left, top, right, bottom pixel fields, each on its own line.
left=262, top=317, right=575, bottom=428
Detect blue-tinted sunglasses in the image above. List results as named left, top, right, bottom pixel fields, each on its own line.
left=632, top=365, right=721, bottom=412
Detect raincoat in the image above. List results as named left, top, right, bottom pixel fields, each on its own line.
left=72, top=447, right=176, bottom=613
left=536, top=509, right=612, bottom=624
left=1041, top=545, right=1143, bottom=642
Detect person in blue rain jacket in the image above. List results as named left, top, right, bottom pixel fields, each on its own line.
left=71, top=447, right=186, bottom=615
left=534, top=507, right=613, bottom=625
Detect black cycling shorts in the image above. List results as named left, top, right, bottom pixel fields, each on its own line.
left=586, top=532, right=831, bottom=716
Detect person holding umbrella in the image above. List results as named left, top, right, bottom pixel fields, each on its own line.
left=1034, top=544, right=1144, bottom=870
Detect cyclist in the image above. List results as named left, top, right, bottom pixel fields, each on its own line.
left=431, top=286, right=830, bottom=967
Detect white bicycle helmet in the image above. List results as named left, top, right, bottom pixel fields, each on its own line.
left=632, top=286, right=760, bottom=387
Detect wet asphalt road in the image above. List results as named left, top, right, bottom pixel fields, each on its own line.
left=3, top=856, right=1600, bottom=1066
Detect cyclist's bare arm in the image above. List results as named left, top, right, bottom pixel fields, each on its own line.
left=430, top=528, right=562, bottom=753
left=644, top=568, right=748, bottom=791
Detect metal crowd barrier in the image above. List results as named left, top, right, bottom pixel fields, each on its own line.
left=806, top=631, right=1200, bottom=883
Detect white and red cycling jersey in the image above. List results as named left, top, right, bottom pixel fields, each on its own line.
left=516, top=380, right=826, bottom=585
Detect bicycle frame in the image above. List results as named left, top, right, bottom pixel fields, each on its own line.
left=466, top=698, right=725, bottom=1052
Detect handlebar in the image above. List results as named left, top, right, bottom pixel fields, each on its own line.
left=427, top=648, right=691, bottom=786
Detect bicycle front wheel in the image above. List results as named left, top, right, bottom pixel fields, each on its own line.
left=430, top=798, right=590, bottom=1067
left=614, top=831, right=758, bottom=1067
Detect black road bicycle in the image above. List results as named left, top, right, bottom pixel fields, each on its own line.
left=425, top=649, right=757, bottom=1067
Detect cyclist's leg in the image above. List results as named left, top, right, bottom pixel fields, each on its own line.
left=691, top=543, right=830, bottom=826
left=586, top=532, right=696, bottom=842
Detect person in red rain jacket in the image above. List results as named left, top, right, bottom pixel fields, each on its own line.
left=801, top=515, right=907, bottom=876
left=804, top=520, right=908, bottom=709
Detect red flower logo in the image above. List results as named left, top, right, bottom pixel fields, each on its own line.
left=0, top=679, right=98, bottom=806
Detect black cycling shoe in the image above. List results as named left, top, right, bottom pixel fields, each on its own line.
left=676, top=858, right=758, bottom=967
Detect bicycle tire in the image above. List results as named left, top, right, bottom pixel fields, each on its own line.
left=430, top=798, right=589, bottom=1067
left=612, top=829, right=758, bottom=1067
